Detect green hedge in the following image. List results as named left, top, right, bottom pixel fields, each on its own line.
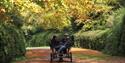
left=26, top=30, right=74, bottom=47
left=74, top=8, right=125, bottom=56
left=104, top=8, right=125, bottom=56
left=27, top=31, right=62, bottom=47
left=74, top=29, right=109, bottom=50
left=0, top=23, right=26, bottom=63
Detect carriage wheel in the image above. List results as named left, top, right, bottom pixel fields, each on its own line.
left=50, top=53, right=53, bottom=62
left=59, top=57, right=63, bottom=62
left=59, top=53, right=63, bottom=62
left=69, top=52, right=72, bottom=62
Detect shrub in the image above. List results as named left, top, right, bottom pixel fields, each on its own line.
left=27, top=31, right=62, bottom=47
left=104, top=8, right=125, bottom=56
left=74, top=29, right=109, bottom=50
left=0, top=23, right=26, bottom=63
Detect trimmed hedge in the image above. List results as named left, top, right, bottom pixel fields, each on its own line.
left=104, top=8, right=125, bottom=56
left=74, top=29, right=109, bottom=50
left=74, top=8, right=125, bottom=56
left=0, top=23, right=26, bottom=63
left=27, top=31, right=62, bottom=47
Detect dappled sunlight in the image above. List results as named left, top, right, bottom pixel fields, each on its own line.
left=75, top=59, right=105, bottom=63
left=71, top=48, right=103, bottom=56
left=71, top=48, right=88, bottom=51
left=26, top=49, right=50, bottom=58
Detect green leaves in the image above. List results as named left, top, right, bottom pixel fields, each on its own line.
left=0, top=23, right=26, bottom=63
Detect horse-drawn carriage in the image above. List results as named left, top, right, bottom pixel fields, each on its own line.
left=49, top=34, right=74, bottom=62
left=50, top=48, right=73, bottom=62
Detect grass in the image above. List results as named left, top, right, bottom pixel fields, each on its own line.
left=26, top=46, right=50, bottom=50
left=12, top=56, right=26, bottom=63
left=73, top=53, right=110, bottom=60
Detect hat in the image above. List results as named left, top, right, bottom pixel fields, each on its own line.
left=64, top=33, right=69, bottom=36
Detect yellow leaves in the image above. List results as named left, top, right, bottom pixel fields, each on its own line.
left=14, top=0, right=42, bottom=14
left=96, top=0, right=107, bottom=3
left=35, top=8, right=70, bottom=30
left=0, top=7, right=11, bottom=23
left=60, top=0, right=113, bottom=25
left=43, top=0, right=55, bottom=2
left=95, top=0, right=118, bottom=4
left=8, top=0, right=115, bottom=30
left=0, top=8, right=6, bottom=14
left=27, top=3, right=42, bottom=13
left=94, top=4, right=112, bottom=13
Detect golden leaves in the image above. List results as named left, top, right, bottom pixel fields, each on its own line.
left=1, top=0, right=115, bottom=30
left=61, top=0, right=113, bottom=25
left=0, top=7, right=6, bottom=14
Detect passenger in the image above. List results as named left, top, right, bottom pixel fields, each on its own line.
left=58, top=33, right=71, bottom=53
left=50, top=35, right=60, bottom=53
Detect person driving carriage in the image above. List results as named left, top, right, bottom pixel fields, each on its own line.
left=49, top=35, right=60, bottom=53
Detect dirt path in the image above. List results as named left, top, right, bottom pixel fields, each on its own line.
left=15, top=47, right=125, bottom=63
